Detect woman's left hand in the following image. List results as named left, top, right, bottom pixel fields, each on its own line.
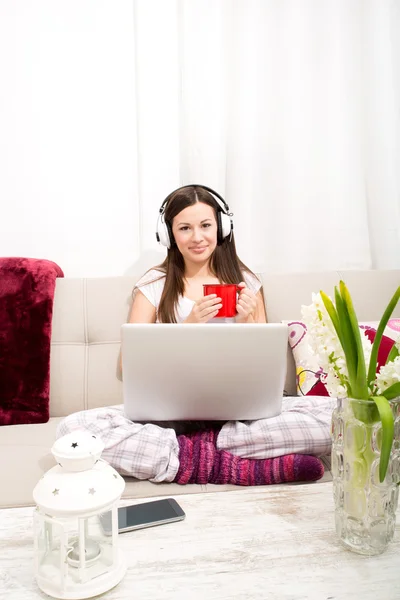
left=236, top=282, right=257, bottom=322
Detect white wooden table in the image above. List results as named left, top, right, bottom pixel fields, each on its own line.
left=0, top=482, right=399, bottom=600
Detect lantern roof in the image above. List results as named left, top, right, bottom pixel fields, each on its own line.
left=33, top=432, right=125, bottom=516
left=52, top=430, right=105, bottom=471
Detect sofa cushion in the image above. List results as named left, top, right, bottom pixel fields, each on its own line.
left=0, top=419, right=215, bottom=508
left=0, top=418, right=207, bottom=508
left=0, top=418, right=63, bottom=507
left=0, top=419, right=332, bottom=509
left=0, top=257, right=63, bottom=425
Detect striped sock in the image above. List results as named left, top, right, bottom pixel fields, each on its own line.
left=184, top=427, right=220, bottom=446
left=174, top=437, right=324, bottom=486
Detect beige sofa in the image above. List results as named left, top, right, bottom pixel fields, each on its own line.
left=1, top=269, right=399, bottom=508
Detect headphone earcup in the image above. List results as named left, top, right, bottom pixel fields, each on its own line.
left=156, top=214, right=171, bottom=249
left=219, top=211, right=233, bottom=242
left=216, top=211, right=223, bottom=244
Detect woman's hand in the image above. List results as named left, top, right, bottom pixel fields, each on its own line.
left=184, top=294, right=222, bottom=323
left=236, top=282, right=257, bottom=322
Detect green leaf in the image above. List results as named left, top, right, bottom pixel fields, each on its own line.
left=371, top=395, right=395, bottom=482
left=378, top=382, right=400, bottom=400
left=321, top=290, right=353, bottom=397
left=368, top=286, right=400, bottom=387
left=320, top=291, right=341, bottom=337
left=340, top=281, right=368, bottom=399
left=334, top=287, right=357, bottom=392
left=386, top=343, right=400, bottom=365
left=351, top=399, right=379, bottom=424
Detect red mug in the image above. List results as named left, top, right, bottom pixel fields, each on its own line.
left=203, top=284, right=241, bottom=318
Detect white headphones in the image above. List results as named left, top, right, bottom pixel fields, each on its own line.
left=155, top=184, right=234, bottom=249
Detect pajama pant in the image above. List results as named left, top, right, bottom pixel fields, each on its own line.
left=56, top=395, right=335, bottom=482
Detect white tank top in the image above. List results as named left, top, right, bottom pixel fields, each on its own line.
left=133, top=269, right=262, bottom=323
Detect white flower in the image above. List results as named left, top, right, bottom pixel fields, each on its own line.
left=323, top=371, right=348, bottom=398
left=376, top=356, right=400, bottom=394
left=301, top=294, right=348, bottom=397
left=301, top=293, right=372, bottom=398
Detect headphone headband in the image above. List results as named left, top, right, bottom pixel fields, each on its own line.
left=159, top=184, right=231, bottom=216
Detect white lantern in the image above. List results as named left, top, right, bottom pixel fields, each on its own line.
left=33, top=431, right=126, bottom=599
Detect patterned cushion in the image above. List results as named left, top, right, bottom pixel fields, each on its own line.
left=284, top=319, right=400, bottom=397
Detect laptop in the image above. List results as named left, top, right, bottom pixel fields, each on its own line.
left=121, top=323, right=288, bottom=422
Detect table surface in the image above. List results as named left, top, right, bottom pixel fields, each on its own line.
left=0, top=481, right=399, bottom=600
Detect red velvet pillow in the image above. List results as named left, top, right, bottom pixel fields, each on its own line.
left=0, top=257, right=64, bottom=425
left=285, top=319, right=400, bottom=397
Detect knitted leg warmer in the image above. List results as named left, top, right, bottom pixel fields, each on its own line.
left=174, top=436, right=324, bottom=486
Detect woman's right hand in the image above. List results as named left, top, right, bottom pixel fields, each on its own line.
left=184, top=294, right=222, bottom=323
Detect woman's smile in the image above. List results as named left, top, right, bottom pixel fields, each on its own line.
left=189, top=246, right=208, bottom=254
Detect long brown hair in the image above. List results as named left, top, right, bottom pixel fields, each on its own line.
left=139, top=185, right=261, bottom=323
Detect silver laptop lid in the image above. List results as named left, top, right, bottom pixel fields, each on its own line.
left=121, top=323, right=288, bottom=421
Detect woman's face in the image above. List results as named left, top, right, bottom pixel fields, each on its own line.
left=171, top=202, right=218, bottom=265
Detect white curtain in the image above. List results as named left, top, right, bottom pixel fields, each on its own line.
left=1, top=1, right=399, bottom=276
left=133, top=0, right=400, bottom=274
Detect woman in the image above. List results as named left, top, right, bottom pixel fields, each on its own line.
left=131, top=184, right=266, bottom=325
left=57, top=185, right=333, bottom=486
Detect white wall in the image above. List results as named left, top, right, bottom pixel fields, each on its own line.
left=0, top=1, right=147, bottom=277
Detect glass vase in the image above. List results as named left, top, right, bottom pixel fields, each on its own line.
left=331, top=396, right=400, bottom=555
